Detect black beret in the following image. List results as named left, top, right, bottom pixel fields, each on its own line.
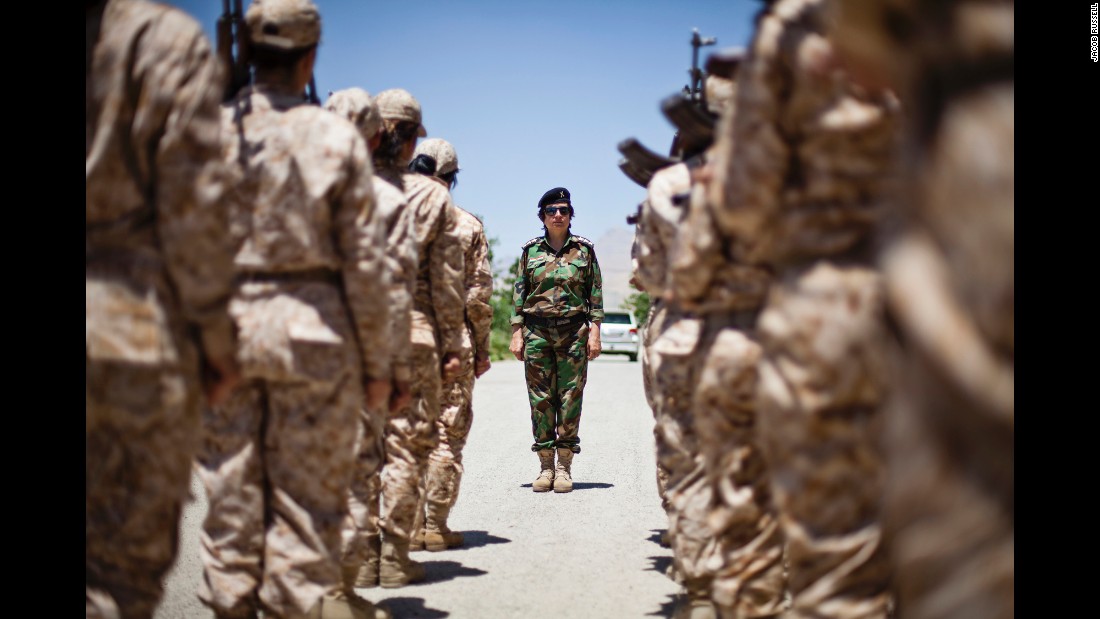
left=539, top=187, right=571, bottom=209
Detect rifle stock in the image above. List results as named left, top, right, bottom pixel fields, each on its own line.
left=661, top=94, right=716, bottom=157
left=618, top=159, right=654, bottom=189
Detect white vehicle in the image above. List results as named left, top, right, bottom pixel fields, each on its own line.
left=600, top=311, right=640, bottom=362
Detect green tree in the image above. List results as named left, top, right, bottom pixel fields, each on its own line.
left=622, top=286, right=651, bottom=327
left=488, top=254, right=521, bottom=360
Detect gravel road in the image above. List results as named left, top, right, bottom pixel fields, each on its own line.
left=156, top=355, right=680, bottom=619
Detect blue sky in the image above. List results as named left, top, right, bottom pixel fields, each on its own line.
left=168, top=0, right=760, bottom=274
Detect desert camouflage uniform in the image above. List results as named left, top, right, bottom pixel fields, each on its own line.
left=830, top=2, right=1015, bottom=617
left=195, top=84, right=391, bottom=618
left=342, top=176, right=418, bottom=574
left=711, top=0, right=902, bottom=616
left=512, top=234, right=604, bottom=452
left=669, top=141, right=785, bottom=619
left=374, top=167, right=465, bottom=549
left=414, top=205, right=494, bottom=542
left=634, top=162, right=727, bottom=613
left=86, top=1, right=235, bottom=616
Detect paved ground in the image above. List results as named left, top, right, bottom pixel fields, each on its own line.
left=155, top=354, right=681, bottom=619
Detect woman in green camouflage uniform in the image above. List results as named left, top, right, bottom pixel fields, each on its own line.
left=510, top=187, right=604, bottom=493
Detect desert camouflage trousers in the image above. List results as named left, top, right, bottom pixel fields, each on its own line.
left=340, top=404, right=386, bottom=569
left=693, top=312, right=788, bottom=618
left=756, top=261, right=893, bottom=619
left=379, top=342, right=442, bottom=542
left=413, top=360, right=477, bottom=535
left=195, top=371, right=360, bottom=619
left=523, top=321, right=590, bottom=452
left=86, top=357, right=199, bottom=619
left=645, top=300, right=717, bottom=602
left=881, top=234, right=1014, bottom=619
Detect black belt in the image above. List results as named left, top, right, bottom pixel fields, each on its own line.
left=235, top=268, right=341, bottom=286
left=524, top=313, right=588, bottom=329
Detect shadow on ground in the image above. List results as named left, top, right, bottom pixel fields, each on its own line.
left=421, top=559, right=488, bottom=585
left=375, top=596, right=448, bottom=618
left=646, top=593, right=683, bottom=618
left=518, top=482, right=615, bottom=491
left=447, top=530, right=510, bottom=550
left=647, top=554, right=673, bottom=577
left=647, top=528, right=669, bottom=547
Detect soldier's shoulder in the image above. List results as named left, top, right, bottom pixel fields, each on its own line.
left=573, top=235, right=595, bottom=248
left=404, top=172, right=452, bottom=202
left=522, top=236, right=543, bottom=250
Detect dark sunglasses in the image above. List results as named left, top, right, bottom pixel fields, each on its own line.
left=543, top=206, right=571, bottom=216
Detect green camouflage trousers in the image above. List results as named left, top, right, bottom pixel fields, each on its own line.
left=523, top=321, right=589, bottom=452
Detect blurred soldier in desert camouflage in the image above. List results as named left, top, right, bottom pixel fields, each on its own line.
left=406, top=138, right=494, bottom=553
left=193, top=1, right=392, bottom=618
left=323, top=87, right=417, bottom=610
left=86, top=0, right=240, bottom=616
left=635, top=160, right=719, bottom=619
left=368, top=88, right=466, bottom=588
left=828, top=2, right=1014, bottom=617
left=706, top=0, right=902, bottom=616
left=658, top=65, right=788, bottom=619
left=630, top=115, right=723, bottom=617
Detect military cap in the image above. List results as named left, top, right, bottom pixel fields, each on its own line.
left=374, top=89, right=428, bottom=137
left=539, top=187, right=572, bottom=209
left=245, top=0, right=321, bottom=51
left=414, top=138, right=459, bottom=176
left=323, top=87, right=382, bottom=140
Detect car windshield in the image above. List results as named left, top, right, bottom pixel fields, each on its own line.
left=603, top=313, right=632, bottom=325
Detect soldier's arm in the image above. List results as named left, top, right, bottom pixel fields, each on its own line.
left=668, top=180, right=723, bottom=302
left=428, top=196, right=467, bottom=358
left=339, top=140, right=392, bottom=382
left=382, top=189, right=417, bottom=384
left=633, top=199, right=667, bottom=296
left=588, top=248, right=605, bottom=325
left=511, top=248, right=528, bottom=327
left=466, top=224, right=494, bottom=361
left=146, top=11, right=237, bottom=365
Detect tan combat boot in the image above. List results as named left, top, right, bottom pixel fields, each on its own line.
left=553, top=448, right=574, bottom=493
left=353, top=534, right=381, bottom=588
left=378, top=538, right=426, bottom=588
left=532, top=449, right=555, bottom=492
left=423, top=505, right=464, bottom=551
left=306, top=566, right=392, bottom=619
left=423, top=459, right=464, bottom=551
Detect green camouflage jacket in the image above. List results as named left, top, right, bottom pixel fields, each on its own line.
left=512, top=234, right=604, bottom=326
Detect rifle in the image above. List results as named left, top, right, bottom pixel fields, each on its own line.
left=684, top=28, right=717, bottom=108
left=617, top=137, right=677, bottom=188
left=217, top=0, right=250, bottom=102
left=666, top=28, right=717, bottom=160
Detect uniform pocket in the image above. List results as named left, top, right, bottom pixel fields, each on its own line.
left=86, top=279, right=173, bottom=365
left=233, top=286, right=355, bottom=383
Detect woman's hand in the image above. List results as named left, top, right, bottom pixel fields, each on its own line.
left=587, top=324, right=602, bottom=360
left=510, top=326, right=525, bottom=361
